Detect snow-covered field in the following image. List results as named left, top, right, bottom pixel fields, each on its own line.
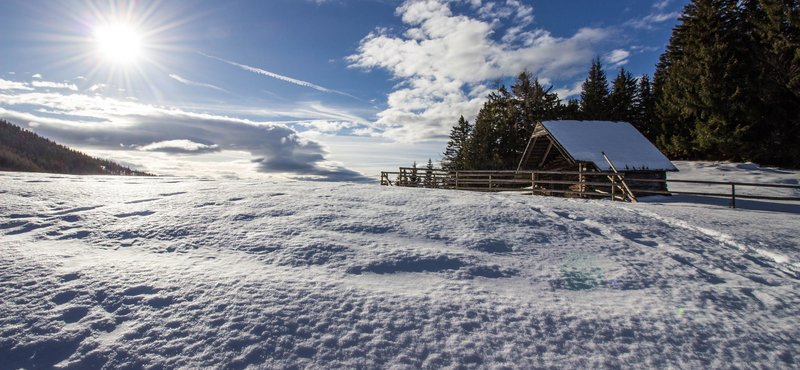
left=1, top=162, right=799, bottom=369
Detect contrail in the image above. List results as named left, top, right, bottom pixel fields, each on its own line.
left=199, top=52, right=370, bottom=104
left=169, top=74, right=228, bottom=93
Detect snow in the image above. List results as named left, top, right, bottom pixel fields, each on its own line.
left=1, top=162, right=799, bottom=369
left=541, top=120, right=678, bottom=172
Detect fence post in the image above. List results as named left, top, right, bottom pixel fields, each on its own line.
left=531, top=172, right=535, bottom=195
left=455, top=171, right=459, bottom=189
left=489, top=175, right=492, bottom=191
left=611, top=176, right=616, bottom=201
left=730, top=184, right=736, bottom=208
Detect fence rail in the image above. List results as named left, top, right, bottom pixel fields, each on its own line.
left=380, top=168, right=800, bottom=208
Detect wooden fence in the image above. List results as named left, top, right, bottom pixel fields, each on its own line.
left=380, top=168, right=800, bottom=208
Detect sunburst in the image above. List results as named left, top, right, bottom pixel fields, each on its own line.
left=29, top=0, right=206, bottom=98
left=94, top=23, right=143, bottom=64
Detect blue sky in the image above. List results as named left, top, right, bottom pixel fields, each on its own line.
left=0, top=0, right=688, bottom=180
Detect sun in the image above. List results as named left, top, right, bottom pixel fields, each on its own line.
left=94, top=24, right=142, bottom=64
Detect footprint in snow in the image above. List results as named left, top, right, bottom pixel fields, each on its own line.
left=52, top=291, right=79, bottom=305
left=51, top=206, right=102, bottom=216
left=113, top=211, right=155, bottom=218
left=59, top=306, right=89, bottom=323
left=122, top=286, right=160, bottom=296
left=59, top=273, right=80, bottom=282
left=233, top=214, right=258, bottom=221
left=158, top=191, right=187, bottom=197
left=124, top=198, right=159, bottom=205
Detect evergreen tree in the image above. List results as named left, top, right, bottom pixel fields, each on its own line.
left=510, top=70, right=561, bottom=151
left=442, top=116, right=472, bottom=170
left=491, top=86, right=518, bottom=170
left=466, top=101, right=501, bottom=170
left=579, top=56, right=611, bottom=120
left=746, top=0, right=800, bottom=167
left=464, top=87, right=511, bottom=170
left=462, top=72, right=568, bottom=170
left=608, top=67, right=639, bottom=123
left=425, top=158, right=434, bottom=187
left=410, top=161, right=419, bottom=186
left=634, top=74, right=658, bottom=142
left=0, top=119, right=152, bottom=176
left=556, top=99, right=581, bottom=120
left=656, top=0, right=762, bottom=161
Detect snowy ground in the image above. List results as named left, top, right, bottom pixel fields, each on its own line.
left=1, top=162, right=799, bottom=369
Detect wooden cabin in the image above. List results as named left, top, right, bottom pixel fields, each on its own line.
left=517, top=120, right=678, bottom=197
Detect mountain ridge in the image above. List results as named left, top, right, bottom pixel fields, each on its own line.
left=0, top=119, right=153, bottom=176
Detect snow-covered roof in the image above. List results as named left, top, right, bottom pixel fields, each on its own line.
left=541, top=120, right=678, bottom=172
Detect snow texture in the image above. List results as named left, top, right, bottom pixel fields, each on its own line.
left=1, top=162, right=799, bottom=369
left=541, top=120, right=678, bottom=172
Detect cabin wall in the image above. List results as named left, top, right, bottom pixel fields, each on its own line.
left=518, top=135, right=573, bottom=171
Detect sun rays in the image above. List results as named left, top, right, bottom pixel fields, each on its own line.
left=28, top=0, right=204, bottom=99
left=94, top=23, right=142, bottom=64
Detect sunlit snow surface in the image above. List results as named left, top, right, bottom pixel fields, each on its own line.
left=1, top=162, right=799, bottom=369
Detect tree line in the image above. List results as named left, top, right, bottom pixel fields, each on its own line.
left=442, top=0, right=799, bottom=171
left=0, top=119, right=153, bottom=176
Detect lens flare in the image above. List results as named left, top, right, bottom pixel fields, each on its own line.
left=95, top=24, right=142, bottom=64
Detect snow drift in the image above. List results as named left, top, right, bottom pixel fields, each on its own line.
left=1, top=162, right=798, bottom=369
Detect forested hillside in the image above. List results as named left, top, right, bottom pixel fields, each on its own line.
left=442, top=0, right=800, bottom=171
left=0, top=120, right=152, bottom=176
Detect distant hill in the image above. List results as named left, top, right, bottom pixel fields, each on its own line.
left=0, top=119, right=153, bottom=176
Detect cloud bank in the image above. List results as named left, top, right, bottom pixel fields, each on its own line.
left=0, top=91, right=372, bottom=182
left=347, top=0, right=613, bottom=142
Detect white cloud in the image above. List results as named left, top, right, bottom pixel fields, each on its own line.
left=552, top=81, right=583, bottom=100
left=653, top=0, right=674, bottom=11
left=603, top=49, right=630, bottom=68
left=348, top=0, right=612, bottom=142
left=76, top=76, right=87, bottom=80
left=87, top=84, right=107, bottom=92
left=138, top=139, right=220, bottom=153
left=168, top=74, right=228, bottom=93
left=31, top=80, right=79, bottom=91
left=0, top=79, right=34, bottom=91
left=630, top=45, right=660, bottom=54
left=32, top=74, right=42, bottom=79
left=296, top=120, right=357, bottom=133
left=473, top=0, right=534, bottom=26
left=625, top=11, right=681, bottom=30
left=0, top=91, right=370, bottom=181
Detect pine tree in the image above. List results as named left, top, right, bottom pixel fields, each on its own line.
left=745, top=0, right=800, bottom=167
left=556, top=99, right=581, bottom=120
left=442, top=116, right=472, bottom=170
left=466, top=101, right=500, bottom=170
left=634, top=75, right=658, bottom=142
left=410, top=161, right=419, bottom=186
left=579, top=56, right=610, bottom=120
left=511, top=70, right=561, bottom=152
left=608, top=67, right=639, bottom=123
left=425, top=158, right=434, bottom=187
left=492, top=86, right=518, bottom=170
left=655, top=0, right=762, bottom=161
left=464, top=88, right=507, bottom=170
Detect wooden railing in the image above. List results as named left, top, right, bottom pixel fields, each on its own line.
left=380, top=168, right=800, bottom=208
left=620, top=178, right=800, bottom=208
